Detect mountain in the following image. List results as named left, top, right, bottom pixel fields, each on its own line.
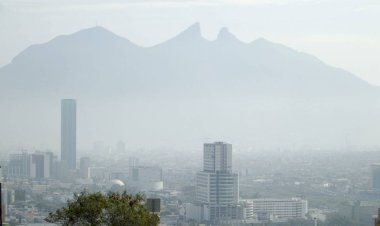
left=0, top=23, right=379, bottom=150
left=0, top=23, right=375, bottom=98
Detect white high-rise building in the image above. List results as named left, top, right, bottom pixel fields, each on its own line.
left=193, top=142, right=239, bottom=221
left=203, top=142, right=232, bottom=172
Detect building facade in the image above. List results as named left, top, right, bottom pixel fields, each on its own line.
left=7, top=152, right=30, bottom=178
left=29, top=152, right=53, bottom=179
left=243, top=198, right=308, bottom=220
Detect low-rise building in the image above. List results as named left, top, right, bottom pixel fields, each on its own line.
left=242, top=198, right=308, bottom=220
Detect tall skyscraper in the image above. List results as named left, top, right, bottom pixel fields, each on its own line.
left=195, top=142, right=239, bottom=221
left=61, top=99, right=77, bottom=170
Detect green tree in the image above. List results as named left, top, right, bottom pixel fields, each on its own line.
left=283, top=218, right=314, bottom=226
left=324, top=213, right=367, bottom=226
left=45, top=191, right=159, bottom=226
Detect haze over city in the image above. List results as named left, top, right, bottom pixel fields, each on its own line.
left=1, top=1, right=380, bottom=226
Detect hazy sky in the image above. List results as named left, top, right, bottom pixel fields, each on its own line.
left=0, top=0, right=379, bottom=85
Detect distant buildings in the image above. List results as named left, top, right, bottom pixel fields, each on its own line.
left=371, top=164, right=380, bottom=190
left=129, top=157, right=139, bottom=167
left=7, top=151, right=54, bottom=179
left=339, top=200, right=380, bottom=223
left=7, top=152, right=29, bottom=178
left=129, top=166, right=163, bottom=192
left=79, top=157, right=91, bottom=179
left=61, top=99, right=77, bottom=170
left=88, top=167, right=108, bottom=181
left=116, top=141, right=126, bottom=153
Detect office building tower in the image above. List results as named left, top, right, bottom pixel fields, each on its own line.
left=193, top=142, right=239, bottom=221
left=29, top=153, right=44, bottom=179
left=29, top=152, right=53, bottom=179
left=7, top=152, right=30, bottom=178
left=61, top=99, right=77, bottom=170
left=45, top=151, right=54, bottom=177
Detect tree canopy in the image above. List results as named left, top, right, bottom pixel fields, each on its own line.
left=45, top=191, right=159, bottom=226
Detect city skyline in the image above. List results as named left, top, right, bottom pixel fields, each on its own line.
left=1, top=1, right=380, bottom=225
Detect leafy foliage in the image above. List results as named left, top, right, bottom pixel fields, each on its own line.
left=46, top=191, right=159, bottom=226
left=324, top=213, right=368, bottom=226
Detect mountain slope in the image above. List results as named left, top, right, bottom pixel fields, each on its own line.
left=0, top=23, right=375, bottom=98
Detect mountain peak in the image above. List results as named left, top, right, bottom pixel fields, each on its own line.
left=186, top=22, right=201, bottom=34
left=165, top=22, right=204, bottom=43
left=216, top=27, right=243, bottom=44
left=176, top=22, right=202, bottom=39
left=48, top=25, right=136, bottom=48
left=81, top=25, right=110, bottom=33
left=217, top=27, right=231, bottom=38
left=70, top=26, right=120, bottom=39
